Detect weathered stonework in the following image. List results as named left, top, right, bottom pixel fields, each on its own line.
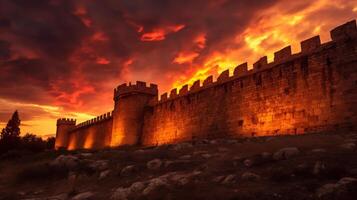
left=55, top=20, right=357, bottom=150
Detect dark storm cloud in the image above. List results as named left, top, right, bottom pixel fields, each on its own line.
left=0, top=40, right=10, bottom=60
left=0, top=0, right=279, bottom=116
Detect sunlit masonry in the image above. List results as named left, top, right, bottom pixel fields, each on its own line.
left=55, top=20, right=357, bottom=150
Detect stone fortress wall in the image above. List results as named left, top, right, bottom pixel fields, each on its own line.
left=55, top=20, right=357, bottom=150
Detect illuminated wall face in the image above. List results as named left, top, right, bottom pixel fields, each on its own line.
left=66, top=119, right=113, bottom=150
left=142, top=34, right=357, bottom=145
left=111, top=94, right=155, bottom=147
left=55, top=124, right=73, bottom=149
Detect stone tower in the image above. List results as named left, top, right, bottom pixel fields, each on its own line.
left=55, top=118, right=76, bottom=149
left=111, top=81, right=158, bottom=146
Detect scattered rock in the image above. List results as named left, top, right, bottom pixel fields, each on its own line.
left=133, top=149, right=147, bottom=154
left=142, top=177, right=168, bottom=195
left=99, top=170, right=111, bottom=180
left=344, top=139, right=357, bottom=143
left=273, top=147, right=300, bottom=160
left=71, top=191, right=94, bottom=200
left=50, top=155, right=79, bottom=169
left=171, top=142, right=193, bottom=151
left=221, top=174, right=237, bottom=184
left=79, top=153, right=92, bottom=158
left=316, top=177, right=357, bottom=199
left=129, top=182, right=146, bottom=193
left=241, top=172, right=260, bottom=181
left=336, top=177, right=357, bottom=185
left=212, top=176, right=225, bottom=183
left=111, top=182, right=146, bottom=200
left=17, top=191, right=26, bottom=196
left=164, top=160, right=192, bottom=170
left=340, top=143, right=356, bottom=150
left=179, top=155, right=192, bottom=160
left=111, top=187, right=130, bottom=200
left=147, top=159, right=162, bottom=170
left=50, top=193, right=68, bottom=200
left=210, top=139, right=221, bottom=144
left=170, top=171, right=202, bottom=185
left=89, top=160, right=109, bottom=171
left=311, top=149, right=327, bottom=153
left=201, top=154, right=212, bottom=159
left=120, top=165, right=137, bottom=176
left=170, top=173, right=192, bottom=186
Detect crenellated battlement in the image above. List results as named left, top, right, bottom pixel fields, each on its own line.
left=114, top=81, right=158, bottom=100
left=57, top=118, right=76, bottom=125
left=155, top=19, right=357, bottom=104
left=56, top=19, right=357, bottom=150
left=72, top=111, right=113, bottom=131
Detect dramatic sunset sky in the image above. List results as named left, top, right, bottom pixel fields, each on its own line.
left=0, top=0, right=356, bottom=137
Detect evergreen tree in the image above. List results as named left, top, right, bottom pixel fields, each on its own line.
left=0, top=110, right=21, bottom=153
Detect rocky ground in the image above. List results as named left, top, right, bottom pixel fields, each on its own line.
left=1, top=132, right=357, bottom=200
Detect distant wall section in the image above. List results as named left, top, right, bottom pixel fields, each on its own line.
left=67, top=112, right=113, bottom=150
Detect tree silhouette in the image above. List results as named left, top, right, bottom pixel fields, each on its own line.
left=0, top=110, right=21, bottom=153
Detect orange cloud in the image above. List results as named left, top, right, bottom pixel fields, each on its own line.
left=96, top=57, right=110, bottom=64
left=169, top=0, right=357, bottom=92
left=141, top=24, right=185, bottom=41
left=173, top=51, right=199, bottom=64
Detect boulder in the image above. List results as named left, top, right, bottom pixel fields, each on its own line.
left=111, top=182, right=146, bottom=200
left=111, top=187, right=130, bottom=200
left=201, top=154, right=212, bottom=159
left=212, top=176, right=225, bottom=183
left=129, top=182, right=146, bottom=193
left=316, top=177, right=357, bottom=199
left=89, top=160, right=109, bottom=171
left=221, top=174, right=237, bottom=184
left=79, top=153, right=92, bottom=158
left=71, top=191, right=94, bottom=200
left=170, top=171, right=201, bottom=186
left=99, top=170, right=111, bottom=180
left=311, top=149, right=327, bottom=153
left=316, top=184, right=336, bottom=199
left=50, top=155, right=79, bottom=170
left=142, top=177, right=168, bottom=195
left=164, top=160, right=192, bottom=170
left=340, top=143, right=356, bottom=150
left=120, top=165, right=137, bottom=176
left=241, top=172, right=260, bottom=181
left=147, top=159, right=162, bottom=170
left=273, top=147, right=300, bottom=160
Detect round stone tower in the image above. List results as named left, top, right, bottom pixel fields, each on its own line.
left=111, top=81, right=158, bottom=146
left=55, top=118, right=76, bottom=149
